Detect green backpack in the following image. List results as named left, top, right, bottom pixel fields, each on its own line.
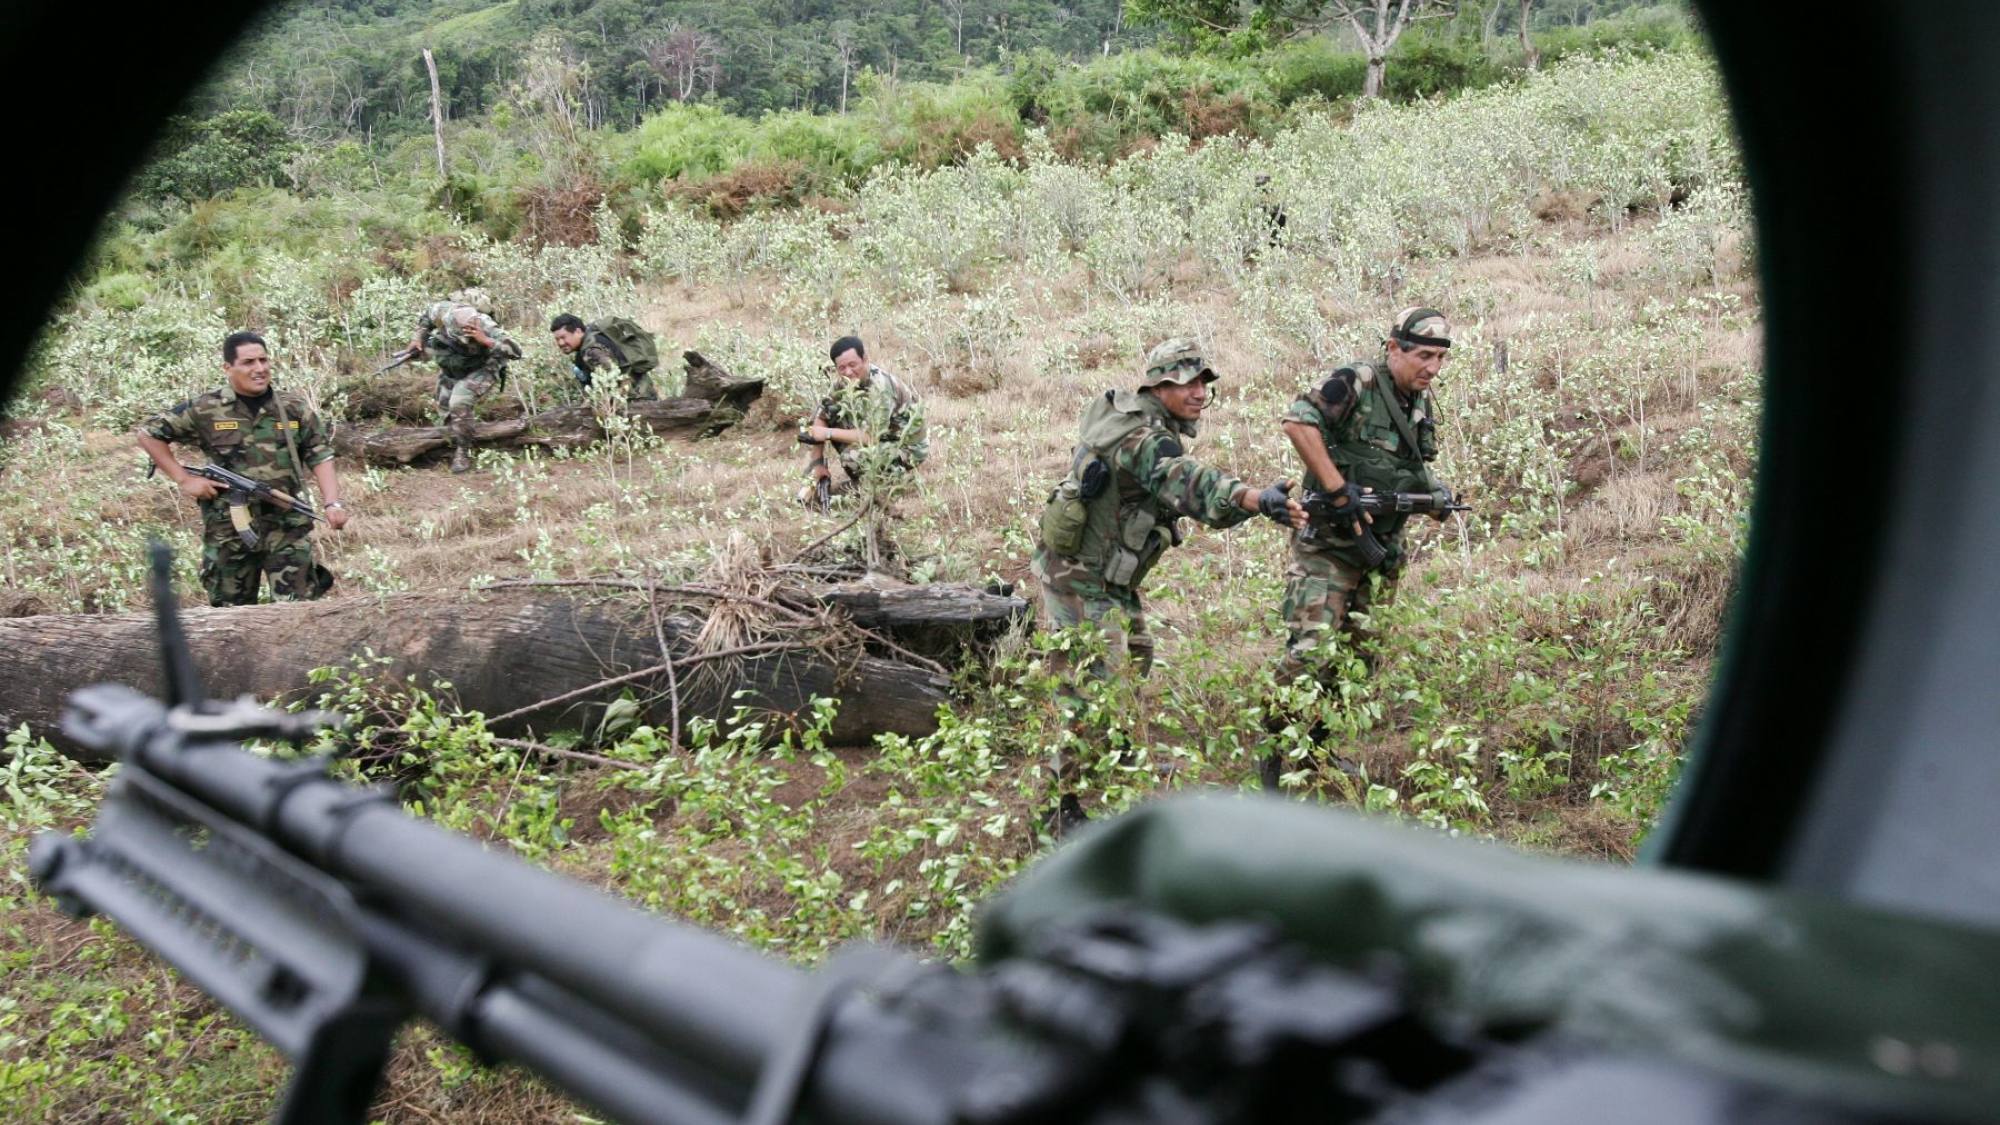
left=593, top=317, right=660, bottom=376
left=1039, top=390, right=1152, bottom=559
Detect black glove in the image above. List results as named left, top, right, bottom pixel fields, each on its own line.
left=1428, top=485, right=1455, bottom=520
left=1325, top=480, right=1368, bottom=534
left=1256, top=480, right=1295, bottom=525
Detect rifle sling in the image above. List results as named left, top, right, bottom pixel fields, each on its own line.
left=1371, top=374, right=1428, bottom=463
left=272, top=392, right=317, bottom=517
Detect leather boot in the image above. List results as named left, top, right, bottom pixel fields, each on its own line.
left=450, top=445, right=472, bottom=474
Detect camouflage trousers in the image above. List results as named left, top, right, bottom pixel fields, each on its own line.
left=628, top=371, right=660, bottom=402
left=1032, top=547, right=1152, bottom=788
left=1275, top=538, right=1397, bottom=683
left=197, top=501, right=329, bottom=607
left=434, top=368, right=500, bottom=420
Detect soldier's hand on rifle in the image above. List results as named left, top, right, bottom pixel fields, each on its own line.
left=1429, top=486, right=1457, bottom=521
left=1252, top=480, right=1310, bottom=530
left=1327, top=480, right=1372, bottom=534
left=178, top=474, right=222, bottom=502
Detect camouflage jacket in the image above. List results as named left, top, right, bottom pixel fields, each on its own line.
left=819, top=365, right=929, bottom=474
left=1039, top=389, right=1254, bottom=591
left=1283, top=354, right=1443, bottom=563
left=143, top=385, right=332, bottom=494
left=417, top=302, right=521, bottom=376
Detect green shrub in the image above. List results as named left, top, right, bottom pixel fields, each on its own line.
left=620, top=103, right=756, bottom=183
left=1384, top=31, right=1507, bottom=101
left=1259, top=40, right=1367, bottom=106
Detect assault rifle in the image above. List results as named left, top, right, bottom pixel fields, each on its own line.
left=1297, top=488, right=1471, bottom=567
left=27, top=544, right=1498, bottom=1124
left=800, top=413, right=842, bottom=513
left=372, top=345, right=421, bottom=376
left=156, top=461, right=326, bottom=549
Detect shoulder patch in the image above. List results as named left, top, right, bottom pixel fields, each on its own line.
left=1316, top=372, right=1352, bottom=408
left=211, top=420, right=240, bottom=431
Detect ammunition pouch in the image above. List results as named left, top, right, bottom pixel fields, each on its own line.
left=1103, top=506, right=1164, bottom=589
left=1040, top=449, right=1110, bottom=558
left=1040, top=478, right=1089, bottom=556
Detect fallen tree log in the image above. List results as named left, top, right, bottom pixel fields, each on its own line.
left=337, top=398, right=746, bottom=466
left=335, top=350, right=768, bottom=467
left=0, top=589, right=947, bottom=758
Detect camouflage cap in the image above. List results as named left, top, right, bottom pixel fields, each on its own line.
left=1390, top=306, right=1452, bottom=348
left=450, top=287, right=495, bottom=314
left=1140, top=337, right=1218, bottom=387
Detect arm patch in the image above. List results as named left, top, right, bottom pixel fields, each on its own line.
left=1151, top=432, right=1185, bottom=460
left=1316, top=374, right=1351, bottom=407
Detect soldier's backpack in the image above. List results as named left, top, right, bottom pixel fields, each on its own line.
left=592, top=317, right=660, bottom=376
left=1038, top=390, right=1152, bottom=561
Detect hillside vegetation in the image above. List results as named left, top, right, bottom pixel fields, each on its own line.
left=0, top=45, right=1755, bottom=1121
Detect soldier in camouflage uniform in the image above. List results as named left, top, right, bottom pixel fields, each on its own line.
left=406, top=287, right=522, bottom=473
left=137, top=331, right=351, bottom=606
left=550, top=312, right=660, bottom=401
left=799, top=335, right=928, bottom=504
left=1276, top=307, right=1458, bottom=684
left=1031, top=337, right=1306, bottom=832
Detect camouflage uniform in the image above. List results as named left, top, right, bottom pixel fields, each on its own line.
left=573, top=325, right=660, bottom=401
left=1032, top=340, right=1259, bottom=787
left=817, top=364, right=927, bottom=496
left=143, top=386, right=335, bottom=607
left=416, top=293, right=521, bottom=466
left=1277, top=324, right=1450, bottom=682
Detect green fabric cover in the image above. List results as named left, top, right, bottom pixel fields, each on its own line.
left=977, top=796, right=2000, bottom=1121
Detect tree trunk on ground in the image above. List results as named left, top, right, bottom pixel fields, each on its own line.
left=336, top=399, right=730, bottom=466
left=337, top=351, right=765, bottom=467
left=678, top=350, right=764, bottom=412
left=0, top=588, right=969, bottom=758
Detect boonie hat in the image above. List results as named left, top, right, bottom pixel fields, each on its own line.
left=1141, top=337, right=1218, bottom=387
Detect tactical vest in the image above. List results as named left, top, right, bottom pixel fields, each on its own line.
left=1315, top=359, right=1438, bottom=568
left=1042, top=390, right=1187, bottom=590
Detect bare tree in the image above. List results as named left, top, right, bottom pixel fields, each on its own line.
left=646, top=23, right=721, bottom=102
left=1324, top=0, right=1452, bottom=99
left=1518, top=0, right=1540, bottom=70
left=516, top=34, right=588, bottom=181
left=940, top=0, right=969, bottom=58
left=832, top=21, right=859, bottom=113
left=423, top=47, right=447, bottom=180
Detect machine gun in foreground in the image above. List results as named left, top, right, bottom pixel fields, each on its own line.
left=28, top=547, right=1997, bottom=1123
